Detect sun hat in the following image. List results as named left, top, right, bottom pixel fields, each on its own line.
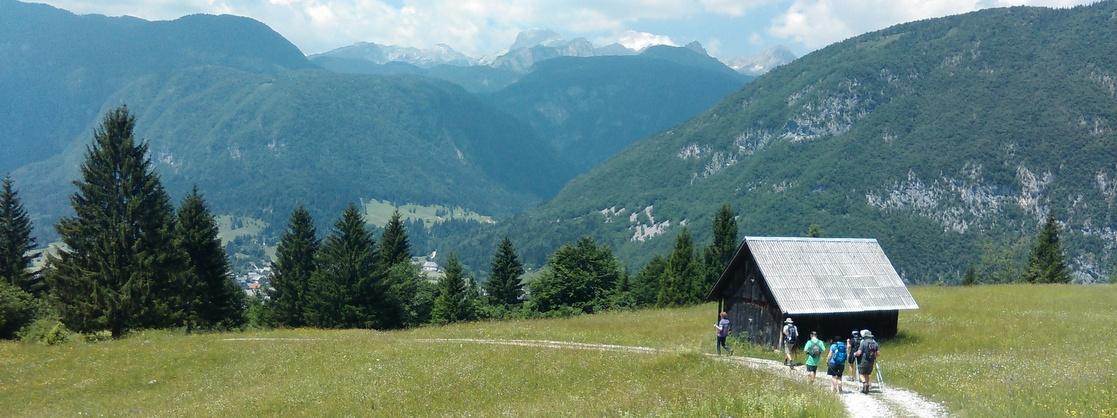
left=785, top=318, right=794, bottom=324
left=862, top=329, right=874, bottom=338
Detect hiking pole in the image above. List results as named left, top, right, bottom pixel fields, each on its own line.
left=876, top=362, right=886, bottom=393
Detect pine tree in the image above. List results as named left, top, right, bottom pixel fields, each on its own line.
left=268, top=207, right=319, bottom=327
left=379, top=210, right=411, bottom=267
left=632, top=256, right=667, bottom=306
left=702, top=204, right=738, bottom=295
left=659, top=227, right=700, bottom=307
left=0, top=176, right=39, bottom=295
left=431, top=254, right=475, bottom=324
left=1023, top=211, right=1071, bottom=284
left=176, top=188, right=244, bottom=329
left=305, top=204, right=382, bottom=328
left=486, top=237, right=524, bottom=306
left=45, top=106, right=189, bottom=337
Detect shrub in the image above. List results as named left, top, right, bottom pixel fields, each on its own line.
left=82, top=330, right=114, bottom=343
left=18, top=318, right=73, bottom=345
left=0, top=281, right=38, bottom=339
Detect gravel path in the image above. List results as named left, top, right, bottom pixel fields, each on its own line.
left=419, top=338, right=948, bottom=418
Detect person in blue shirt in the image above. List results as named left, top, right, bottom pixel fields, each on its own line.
left=826, top=335, right=848, bottom=393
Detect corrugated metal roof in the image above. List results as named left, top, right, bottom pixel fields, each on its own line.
left=744, top=237, right=918, bottom=314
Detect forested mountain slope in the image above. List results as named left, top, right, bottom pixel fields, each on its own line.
left=472, top=3, right=1117, bottom=282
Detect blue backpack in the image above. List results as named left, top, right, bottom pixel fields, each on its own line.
left=831, top=342, right=847, bottom=364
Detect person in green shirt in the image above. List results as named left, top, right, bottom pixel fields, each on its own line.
left=803, top=331, right=826, bottom=382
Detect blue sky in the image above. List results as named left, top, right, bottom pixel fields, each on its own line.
left=33, top=0, right=1097, bottom=59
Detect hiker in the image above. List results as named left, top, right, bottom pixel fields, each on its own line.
left=782, top=318, right=798, bottom=368
left=826, top=335, right=847, bottom=393
left=847, top=329, right=862, bottom=381
left=803, top=331, right=825, bottom=382
left=714, top=311, right=733, bottom=355
left=854, top=329, right=881, bottom=394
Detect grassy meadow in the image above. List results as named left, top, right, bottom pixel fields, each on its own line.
left=1, top=284, right=1112, bottom=417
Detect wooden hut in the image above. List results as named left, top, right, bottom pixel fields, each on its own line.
left=707, top=237, right=918, bottom=347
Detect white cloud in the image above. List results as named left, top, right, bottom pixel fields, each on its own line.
left=768, top=0, right=1098, bottom=50
left=607, top=30, right=678, bottom=50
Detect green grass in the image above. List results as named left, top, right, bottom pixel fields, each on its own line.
left=362, top=198, right=495, bottom=228
left=0, top=307, right=836, bottom=417
left=888, top=285, right=1117, bottom=418
left=215, top=214, right=267, bottom=245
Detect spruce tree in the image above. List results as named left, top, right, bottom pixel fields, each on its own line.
left=431, top=254, right=475, bottom=324
left=632, top=256, right=667, bottom=306
left=486, top=237, right=524, bottom=306
left=1023, top=211, right=1071, bottom=284
left=807, top=224, right=824, bottom=238
left=962, top=265, right=977, bottom=286
left=659, top=227, right=699, bottom=307
left=45, top=106, right=188, bottom=337
left=702, top=204, right=738, bottom=294
left=0, top=176, right=39, bottom=295
left=305, top=205, right=382, bottom=328
left=379, top=210, right=411, bottom=267
left=268, top=207, right=319, bottom=327
left=176, top=188, right=244, bottom=329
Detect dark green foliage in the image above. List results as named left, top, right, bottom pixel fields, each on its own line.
left=0, top=281, right=38, bottom=339
left=528, top=237, right=621, bottom=313
left=632, top=256, right=667, bottom=306
left=305, top=205, right=383, bottom=328
left=963, top=265, right=977, bottom=286
left=385, top=262, right=435, bottom=327
left=605, top=270, right=636, bottom=311
left=45, top=106, right=188, bottom=338
left=701, top=204, right=738, bottom=295
left=807, top=224, right=824, bottom=238
left=658, top=228, right=701, bottom=307
left=486, top=237, right=524, bottom=306
left=268, top=207, right=319, bottom=327
left=431, top=254, right=476, bottom=324
left=1024, top=211, right=1071, bottom=284
left=379, top=210, right=411, bottom=268
left=176, top=188, right=245, bottom=329
left=0, top=176, right=39, bottom=294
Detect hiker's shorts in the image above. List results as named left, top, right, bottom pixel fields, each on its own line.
left=827, top=363, right=844, bottom=377
left=848, top=354, right=860, bottom=365
left=858, top=360, right=875, bottom=375
left=783, top=342, right=795, bottom=355
left=806, top=364, right=818, bottom=372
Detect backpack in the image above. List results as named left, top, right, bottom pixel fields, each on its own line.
left=807, top=340, right=822, bottom=357
left=832, top=342, right=847, bottom=364
left=864, top=339, right=880, bottom=360
left=785, top=325, right=798, bottom=343
left=717, top=320, right=729, bottom=337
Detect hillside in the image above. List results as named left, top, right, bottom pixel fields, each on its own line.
left=15, top=67, right=566, bottom=241
left=481, top=3, right=1117, bottom=281
left=0, top=0, right=311, bottom=173
left=491, top=47, right=750, bottom=170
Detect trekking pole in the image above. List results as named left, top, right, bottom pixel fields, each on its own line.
left=876, top=362, right=886, bottom=393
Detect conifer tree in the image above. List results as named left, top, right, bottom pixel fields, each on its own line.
left=431, top=254, right=475, bottom=324
left=0, top=176, right=39, bottom=295
left=176, top=188, right=244, bottom=328
left=962, top=265, right=977, bottom=286
left=659, top=227, right=699, bottom=307
left=268, top=207, right=319, bottom=327
left=486, top=237, right=524, bottom=306
left=305, top=204, right=382, bottom=328
left=632, top=256, right=667, bottom=306
left=1023, top=211, right=1071, bottom=284
left=702, top=204, right=738, bottom=294
left=45, top=106, right=188, bottom=337
left=807, top=224, right=824, bottom=238
left=379, top=210, right=411, bottom=267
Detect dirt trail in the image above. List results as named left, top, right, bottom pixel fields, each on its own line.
left=419, top=338, right=948, bottom=418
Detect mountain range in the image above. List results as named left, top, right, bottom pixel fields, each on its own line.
left=467, top=2, right=1117, bottom=283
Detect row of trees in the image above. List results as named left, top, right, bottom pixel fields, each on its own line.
left=0, top=105, right=1094, bottom=339
left=2, top=107, right=245, bottom=338
left=964, top=211, right=1073, bottom=285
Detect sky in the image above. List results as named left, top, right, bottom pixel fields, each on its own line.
left=32, top=0, right=1098, bottom=59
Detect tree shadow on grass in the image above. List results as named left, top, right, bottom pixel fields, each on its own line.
left=885, top=330, right=920, bottom=346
